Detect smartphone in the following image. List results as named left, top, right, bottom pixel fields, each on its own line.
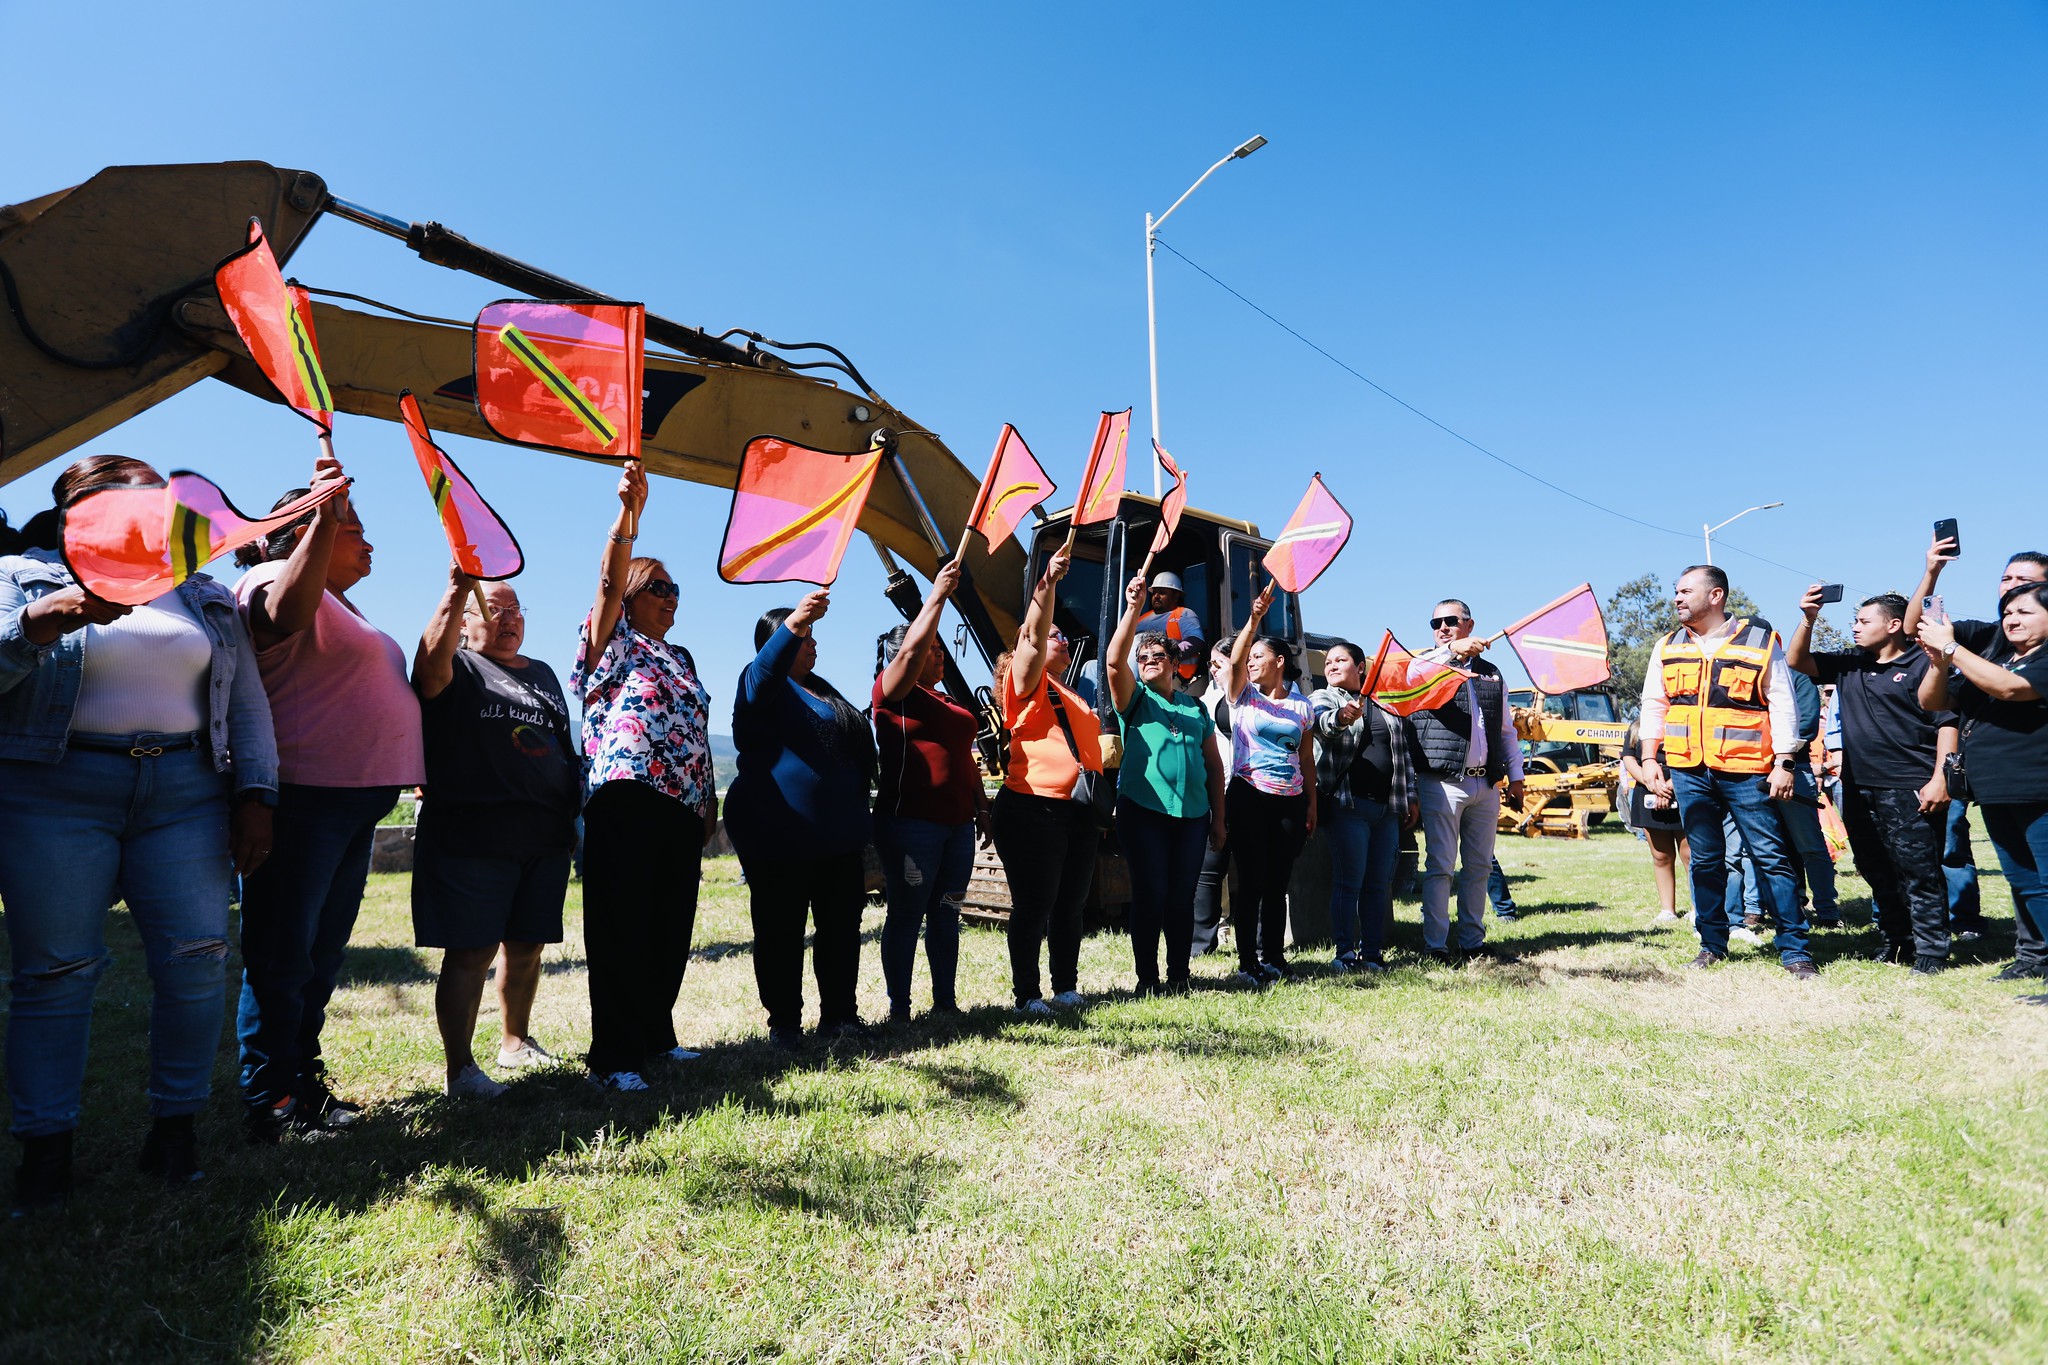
left=1923, top=594, right=1948, bottom=623
left=1934, top=517, right=1961, bottom=555
left=1817, top=584, right=1844, bottom=604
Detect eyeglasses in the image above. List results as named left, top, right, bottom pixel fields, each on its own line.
left=1429, top=615, right=1467, bottom=630
left=639, top=581, right=680, bottom=601
left=1048, top=629, right=1067, bottom=644
left=1136, top=651, right=1171, bottom=665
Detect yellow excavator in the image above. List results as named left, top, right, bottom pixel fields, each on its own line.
left=3, top=160, right=1308, bottom=918
left=1502, top=687, right=1627, bottom=837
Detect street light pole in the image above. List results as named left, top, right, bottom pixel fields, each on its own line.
left=1145, top=135, right=1267, bottom=495
left=1702, top=501, right=1785, bottom=565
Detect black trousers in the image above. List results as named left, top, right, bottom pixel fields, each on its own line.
left=992, top=788, right=1099, bottom=1004
left=1191, top=842, right=1229, bottom=956
left=1116, top=797, right=1208, bottom=987
left=1227, top=777, right=1307, bottom=971
left=1842, top=785, right=1951, bottom=959
left=581, top=780, right=702, bottom=1073
left=745, top=849, right=866, bottom=1032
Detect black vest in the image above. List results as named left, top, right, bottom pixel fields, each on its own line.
left=1409, top=657, right=1508, bottom=782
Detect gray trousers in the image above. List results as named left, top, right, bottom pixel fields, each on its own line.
left=1419, top=775, right=1500, bottom=951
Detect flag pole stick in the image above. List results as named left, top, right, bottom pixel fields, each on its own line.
left=952, top=522, right=974, bottom=565
left=471, top=583, right=493, bottom=624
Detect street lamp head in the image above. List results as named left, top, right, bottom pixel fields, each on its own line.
left=1233, top=135, right=1269, bottom=159
left=1759, top=501, right=1784, bottom=511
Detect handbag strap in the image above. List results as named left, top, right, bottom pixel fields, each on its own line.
left=1044, top=681, right=1087, bottom=765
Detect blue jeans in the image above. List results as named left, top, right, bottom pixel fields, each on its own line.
left=874, top=815, right=972, bottom=1016
left=0, top=742, right=233, bottom=1137
left=1324, top=799, right=1401, bottom=961
left=1672, top=767, right=1812, bottom=963
left=1487, top=858, right=1516, bottom=916
left=1946, top=800, right=1983, bottom=925
left=1781, top=769, right=1838, bottom=916
left=236, top=783, right=398, bottom=1107
left=1980, top=802, right=2048, bottom=971
left=1722, top=817, right=1762, bottom=923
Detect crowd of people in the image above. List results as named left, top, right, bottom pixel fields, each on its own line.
left=4, top=451, right=2044, bottom=1217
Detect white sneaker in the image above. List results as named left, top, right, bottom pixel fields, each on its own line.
left=495, top=1037, right=556, bottom=1070
left=1229, top=970, right=1266, bottom=989
left=1050, top=990, right=1088, bottom=1009
left=1016, top=998, right=1056, bottom=1019
left=446, top=1063, right=508, bottom=1099
left=589, top=1069, right=650, bottom=1092
left=664, top=1046, right=702, bottom=1063
left=1728, top=926, right=1765, bottom=947
left=1652, top=909, right=1682, bottom=924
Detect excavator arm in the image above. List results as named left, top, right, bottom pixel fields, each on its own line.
left=0, top=160, right=1024, bottom=650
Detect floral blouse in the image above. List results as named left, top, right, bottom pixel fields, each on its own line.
left=570, top=609, right=714, bottom=809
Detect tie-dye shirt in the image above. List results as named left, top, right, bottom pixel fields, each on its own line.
left=1230, top=683, right=1314, bottom=796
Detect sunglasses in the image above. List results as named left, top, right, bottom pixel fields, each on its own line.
left=1048, top=629, right=1067, bottom=644
left=639, top=580, right=680, bottom=601
left=1136, top=650, right=1171, bottom=665
left=1429, top=615, right=1467, bottom=630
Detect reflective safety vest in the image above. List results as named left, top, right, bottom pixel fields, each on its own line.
left=1658, top=617, right=1778, bottom=773
left=1135, top=605, right=1205, bottom=683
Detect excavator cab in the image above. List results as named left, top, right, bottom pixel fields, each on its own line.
left=1019, top=493, right=1301, bottom=716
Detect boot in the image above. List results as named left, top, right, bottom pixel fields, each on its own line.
left=137, top=1114, right=204, bottom=1184
left=11, top=1131, right=74, bottom=1217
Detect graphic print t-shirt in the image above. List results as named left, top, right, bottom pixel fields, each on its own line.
left=420, top=651, right=581, bottom=855
left=1231, top=684, right=1314, bottom=796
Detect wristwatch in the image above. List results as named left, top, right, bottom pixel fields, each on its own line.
left=1777, top=756, right=1797, bottom=773
left=1942, top=641, right=1958, bottom=659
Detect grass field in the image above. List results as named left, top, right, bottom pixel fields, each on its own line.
left=3, top=824, right=2046, bottom=1363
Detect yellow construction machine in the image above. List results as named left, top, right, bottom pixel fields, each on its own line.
left=1502, top=687, right=1627, bottom=838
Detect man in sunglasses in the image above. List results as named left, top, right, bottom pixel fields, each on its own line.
left=1407, top=601, right=1525, bottom=963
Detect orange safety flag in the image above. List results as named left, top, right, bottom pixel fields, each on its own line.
left=1360, top=631, right=1471, bottom=716
left=1072, top=408, right=1130, bottom=526
left=213, top=218, right=334, bottom=432
left=1150, top=440, right=1188, bottom=554
left=60, top=469, right=349, bottom=606
left=1262, top=473, right=1351, bottom=593
left=965, top=423, right=1056, bottom=554
left=718, top=436, right=883, bottom=586
left=399, top=392, right=523, bottom=580
left=1499, top=582, right=1611, bottom=695
left=473, top=300, right=645, bottom=459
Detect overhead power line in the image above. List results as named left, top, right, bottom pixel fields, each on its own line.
left=1151, top=236, right=1816, bottom=582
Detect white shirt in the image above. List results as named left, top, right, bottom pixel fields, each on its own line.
left=1411, top=644, right=1526, bottom=782
left=1637, top=615, right=1797, bottom=760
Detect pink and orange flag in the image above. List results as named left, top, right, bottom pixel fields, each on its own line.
left=718, top=437, right=883, bottom=586
left=1262, top=473, right=1351, bottom=593
left=1499, top=583, right=1611, bottom=695
left=964, top=424, right=1056, bottom=555
left=473, top=300, right=645, bottom=459
left=1360, top=631, right=1472, bottom=716
left=60, top=470, right=349, bottom=606
left=400, top=392, right=523, bottom=580
left=1072, top=409, right=1130, bottom=527
left=1150, top=441, right=1188, bottom=554
left=214, top=218, right=334, bottom=433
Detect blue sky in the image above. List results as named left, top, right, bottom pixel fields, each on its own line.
left=5, top=1, right=2044, bottom=713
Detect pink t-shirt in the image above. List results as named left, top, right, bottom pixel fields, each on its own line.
left=235, top=559, right=425, bottom=788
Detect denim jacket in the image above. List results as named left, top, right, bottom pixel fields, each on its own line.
left=0, top=550, right=279, bottom=795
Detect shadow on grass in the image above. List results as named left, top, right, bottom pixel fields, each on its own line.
left=427, top=1176, right=568, bottom=1316
left=334, top=945, right=434, bottom=987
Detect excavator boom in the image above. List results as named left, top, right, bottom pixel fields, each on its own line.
left=0, top=161, right=1024, bottom=648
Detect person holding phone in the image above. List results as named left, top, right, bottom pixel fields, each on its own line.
left=1903, top=532, right=2047, bottom=937
left=1788, top=589, right=1957, bottom=973
left=1918, top=582, right=2048, bottom=982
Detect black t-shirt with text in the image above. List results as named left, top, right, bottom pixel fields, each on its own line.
left=1811, top=649, right=1954, bottom=790
left=419, top=651, right=581, bottom=856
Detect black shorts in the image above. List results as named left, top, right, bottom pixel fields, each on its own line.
left=411, top=836, right=570, bottom=950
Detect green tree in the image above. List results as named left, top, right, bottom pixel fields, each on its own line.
left=1605, top=572, right=1760, bottom=713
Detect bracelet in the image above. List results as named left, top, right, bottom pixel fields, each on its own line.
left=609, top=533, right=638, bottom=545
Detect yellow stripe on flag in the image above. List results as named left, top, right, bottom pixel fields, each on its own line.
left=984, top=481, right=1042, bottom=523
left=167, top=502, right=212, bottom=586
left=284, top=300, right=333, bottom=415
left=498, top=323, right=619, bottom=446
left=721, top=461, right=875, bottom=580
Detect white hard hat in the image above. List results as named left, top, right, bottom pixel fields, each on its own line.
left=1150, top=571, right=1184, bottom=593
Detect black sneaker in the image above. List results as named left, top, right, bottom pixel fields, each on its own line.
left=1811, top=916, right=1844, bottom=931
left=1994, top=962, right=2048, bottom=983
left=1911, top=956, right=1948, bottom=976
left=1685, top=950, right=1725, bottom=970
left=10, top=1132, right=73, bottom=1218
left=244, top=1094, right=300, bottom=1146
left=1160, top=978, right=1192, bottom=997
left=1426, top=948, right=1459, bottom=967
left=295, top=1068, right=363, bottom=1131
left=1870, top=943, right=1910, bottom=965
left=767, top=1026, right=806, bottom=1051
left=137, top=1115, right=204, bottom=1184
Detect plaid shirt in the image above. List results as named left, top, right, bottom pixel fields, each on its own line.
left=1309, top=686, right=1415, bottom=814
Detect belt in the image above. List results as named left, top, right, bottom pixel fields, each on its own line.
left=69, top=734, right=201, bottom=757
left=1431, top=765, right=1491, bottom=779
